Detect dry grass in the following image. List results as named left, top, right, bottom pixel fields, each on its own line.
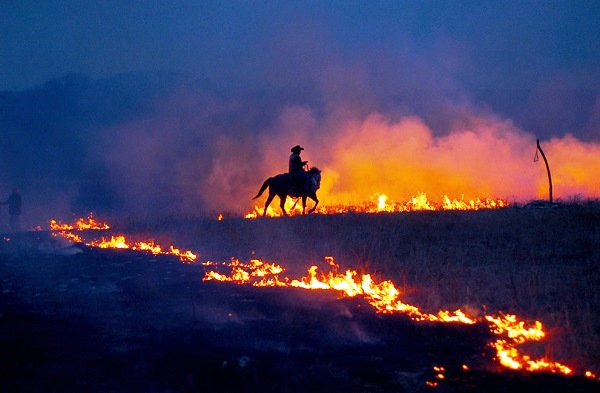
left=114, top=202, right=600, bottom=372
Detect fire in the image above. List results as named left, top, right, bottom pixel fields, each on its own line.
left=425, top=365, right=446, bottom=387
left=485, top=314, right=572, bottom=374
left=247, top=114, right=600, bottom=218
left=434, top=365, right=446, bottom=380
left=49, top=214, right=108, bottom=243
left=86, top=235, right=198, bottom=262
left=167, top=246, right=198, bottom=262
left=203, top=258, right=286, bottom=285
left=50, top=214, right=110, bottom=231
left=245, top=197, right=311, bottom=218
left=55, top=231, right=83, bottom=243
left=51, top=217, right=197, bottom=262
left=92, top=235, right=130, bottom=249
left=203, top=257, right=579, bottom=376
left=247, top=192, right=507, bottom=218
left=46, top=215, right=598, bottom=379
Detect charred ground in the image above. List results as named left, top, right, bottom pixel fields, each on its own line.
left=1, top=203, right=599, bottom=392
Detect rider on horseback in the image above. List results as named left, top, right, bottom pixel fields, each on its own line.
left=253, top=146, right=321, bottom=216
left=289, top=145, right=310, bottom=195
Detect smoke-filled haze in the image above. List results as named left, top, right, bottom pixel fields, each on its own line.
left=1, top=1, right=599, bottom=226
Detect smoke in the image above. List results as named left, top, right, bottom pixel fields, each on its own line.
left=545, top=135, right=600, bottom=198
left=1, top=68, right=599, bottom=228
left=84, top=93, right=600, bottom=215
left=250, top=108, right=600, bottom=208
left=312, top=113, right=600, bottom=205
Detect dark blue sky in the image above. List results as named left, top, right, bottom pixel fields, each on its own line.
left=1, top=1, right=599, bottom=220
left=2, top=1, right=598, bottom=90
left=3, top=1, right=600, bottom=138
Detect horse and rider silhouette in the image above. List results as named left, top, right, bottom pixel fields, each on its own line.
left=253, top=145, right=321, bottom=216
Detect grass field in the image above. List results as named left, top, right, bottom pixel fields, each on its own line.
left=114, top=202, right=600, bottom=373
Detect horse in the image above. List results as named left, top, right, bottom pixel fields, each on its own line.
left=252, top=167, right=321, bottom=216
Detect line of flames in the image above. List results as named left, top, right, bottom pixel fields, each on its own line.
left=48, top=216, right=597, bottom=380
left=50, top=215, right=197, bottom=263
left=50, top=214, right=110, bottom=231
left=88, top=235, right=198, bottom=263
left=202, top=257, right=592, bottom=377
left=245, top=192, right=507, bottom=218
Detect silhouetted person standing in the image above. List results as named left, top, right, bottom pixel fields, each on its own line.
left=289, top=145, right=309, bottom=194
left=2, top=188, right=22, bottom=231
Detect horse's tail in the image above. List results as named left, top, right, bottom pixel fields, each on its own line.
left=252, top=177, right=272, bottom=199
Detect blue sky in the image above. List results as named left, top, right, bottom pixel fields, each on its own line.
left=2, top=1, right=598, bottom=89
left=3, top=1, right=599, bottom=139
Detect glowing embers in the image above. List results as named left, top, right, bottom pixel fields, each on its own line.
left=245, top=192, right=507, bottom=218
left=202, top=257, right=575, bottom=376
left=425, top=365, right=446, bottom=387
left=50, top=217, right=197, bottom=262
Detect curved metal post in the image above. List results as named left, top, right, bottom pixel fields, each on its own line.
left=536, top=139, right=553, bottom=203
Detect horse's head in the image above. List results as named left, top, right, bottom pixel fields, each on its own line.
left=307, top=167, right=322, bottom=192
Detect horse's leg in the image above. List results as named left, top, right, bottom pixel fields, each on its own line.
left=279, top=194, right=288, bottom=216
left=290, top=198, right=299, bottom=210
left=301, top=196, right=307, bottom=214
left=308, top=193, right=319, bottom=213
left=263, top=192, right=275, bottom=216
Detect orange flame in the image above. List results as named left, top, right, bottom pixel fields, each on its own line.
left=50, top=214, right=110, bottom=231
left=51, top=217, right=197, bottom=262
left=54, top=231, right=83, bottom=243
left=247, top=192, right=507, bottom=218
left=46, top=215, right=597, bottom=378
left=92, top=235, right=130, bottom=249
left=203, top=257, right=578, bottom=376
left=250, top=114, right=599, bottom=216
left=485, top=314, right=572, bottom=374
left=86, top=235, right=198, bottom=262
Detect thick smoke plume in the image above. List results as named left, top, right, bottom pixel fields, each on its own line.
left=0, top=73, right=599, bottom=229
left=299, top=113, right=600, bottom=205
left=93, top=87, right=599, bottom=213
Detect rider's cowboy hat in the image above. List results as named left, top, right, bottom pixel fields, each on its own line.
left=291, top=145, right=304, bottom=153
